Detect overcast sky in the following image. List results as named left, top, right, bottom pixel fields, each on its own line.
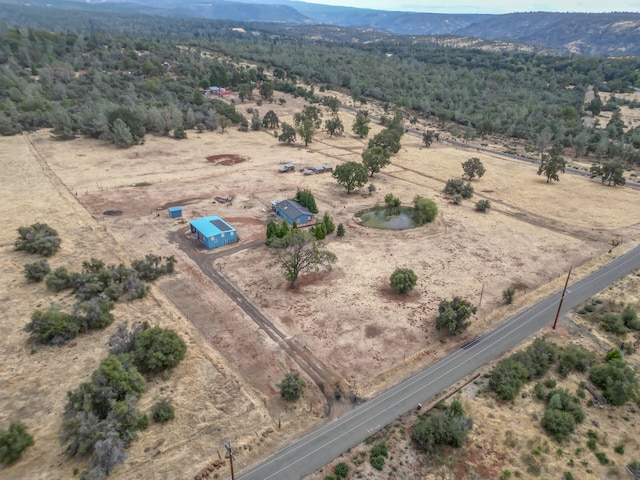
left=297, top=0, right=640, bottom=14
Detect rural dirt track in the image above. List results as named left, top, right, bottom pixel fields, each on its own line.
left=168, top=230, right=344, bottom=415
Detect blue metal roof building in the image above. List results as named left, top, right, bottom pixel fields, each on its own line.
left=189, top=216, right=238, bottom=249
left=275, top=200, right=314, bottom=226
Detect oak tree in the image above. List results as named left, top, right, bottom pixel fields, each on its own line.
left=362, top=146, right=391, bottom=177
left=435, top=297, right=477, bottom=333
left=537, top=154, right=566, bottom=183
left=333, top=162, right=368, bottom=194
left=352, top=110, right=370, bottom=138
left=268, top=229, right=336, bottom=289
left=461, top=157, right=486, bottom=180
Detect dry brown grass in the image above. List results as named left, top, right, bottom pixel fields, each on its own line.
left=1, top=88, right=639, bottom=479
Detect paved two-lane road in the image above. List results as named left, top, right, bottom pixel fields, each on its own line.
left=239, top=244, right=640, bottom=480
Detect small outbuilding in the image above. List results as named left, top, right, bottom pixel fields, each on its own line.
left=168, top=206, right=182, bottom=218
left=190, top=215, right=238, bottom=249
left=275, top=200, right=314, bottom=226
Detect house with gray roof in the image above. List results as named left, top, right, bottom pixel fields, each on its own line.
left=275, top=200, right=314, bottom=226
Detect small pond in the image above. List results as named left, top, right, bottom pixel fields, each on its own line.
left=359, top=206, right=417, bottom=230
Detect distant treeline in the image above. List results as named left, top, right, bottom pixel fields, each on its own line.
left=0, top=3, right=639, bottom=163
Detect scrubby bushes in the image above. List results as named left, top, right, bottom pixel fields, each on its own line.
left=0, top=421, right=34, bottom=465
left=412, top=400, right=473, bottom=453
left=475, top=199, right=491, bottom=212
left=27, top=305, right=80, bottom=345
left=30, top=256, right=174, bottom=346
left=579, top=300, right=640, bottom=335
left=62, top=355, right=147, bottom=477
left=370, top=442, right=388, bottom=471
left=557, top=346, right=595, bottom=378
left=541, top=389, right=585, bottom=442
left=15, top=223, right=61, bottom=256
left=488, top=339, right=558, bottom=400
left=334, top=461, right=349, bottom=478
left=589, top=359, right=639, bottom=406
left=23, top=259, right=51, bottom=282
left=63, top=327, right=186, bottom=478
left=45, top=266, right=75, bottom=292
left=131, top=254, right=176, bottom=281
left=444, top=179, right=474, bottom=199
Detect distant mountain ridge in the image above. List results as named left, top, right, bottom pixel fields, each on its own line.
left=41, top=0, right=640, bottom=55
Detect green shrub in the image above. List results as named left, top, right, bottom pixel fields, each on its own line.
left=131, top=254, right=176, bottom=281
left=587, top=438, right=597, bottom=451
left=595, top=452, right=609, bottom=465
left=390, top=268, right=417, bottom=294
left=503, top=285, right=516, bottom=305
left=73, top=296, right=115, bottom=332
left=45, top=266, right=75, bottom=292
left=23, top=259, right=51, bottom=282
left=614, top=444, right=624, bottom=454
left=134, top=327, right=187, bottom=373
left=63, top=354, right=146, bottom=471
left=601, top=313, right=628, bottom=335
left=27, top=305, right=79, bottom=345
left=544, top=378, right=557, bottom=388
left=0, top=422, right=34, bottom=465
left=336, top=223, right=345, bottom=237
left=334, top=461, right=349, bottom=478
left=411, top=402, right=473, bottom=452
left=370, top=454, right=385, bottom=470
left=412, top=195, right=438, bottom=225
left=489, top=358, right=529, bottom=400
left=15, top=223, right=61, bottom=256
left=475, top=199, right=491, bottom=211
left=277, top=372, right=306, bottom=402
left=534, top=382, right=545, bottom=400
left=151, top=399, right=175, bottom=423
left=558, top=346, right=595, bottom=378
left=444, top=178, right=474, bottom=199
left=489, top=340, right=558, bottom=400
left=584, top=304, right=595, bottom=313
left=541, top=409, right=576, bottom=442
left=563, top=473, right=574, bottom=480
left=605, top=348, right=623, bottom=363
left=622, top=305, right=640, bottom=330
left=499, top=470, right=512, bottom=479
left=370, top=442, right=388, bottom=458
left=589, top=361, right=639, bottom=406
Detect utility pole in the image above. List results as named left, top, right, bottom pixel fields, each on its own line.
left=552, top=265, right=572, bottom=330
left=225, top=440, right=236, bottom=480
left=478, top=283, right=484, bottom=307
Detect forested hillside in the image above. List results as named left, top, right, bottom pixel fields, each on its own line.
left=1, top=2, right=639, bottom=165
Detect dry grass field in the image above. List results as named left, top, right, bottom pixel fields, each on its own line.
left=1, top=89, right=639, bottom=479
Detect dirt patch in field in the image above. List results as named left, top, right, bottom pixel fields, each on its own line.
left=206, top=153, right=248, bottom=165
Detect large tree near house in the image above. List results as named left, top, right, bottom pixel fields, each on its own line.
left=268, top=229, right=336, bottom=289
